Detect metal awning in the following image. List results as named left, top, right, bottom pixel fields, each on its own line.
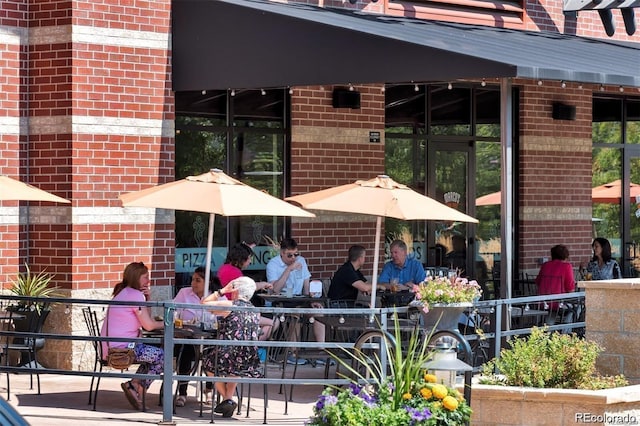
left=172, top=0, right=640, bottom=91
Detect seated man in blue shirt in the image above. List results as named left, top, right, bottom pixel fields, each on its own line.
left=378, top=239, right=426, bottom=290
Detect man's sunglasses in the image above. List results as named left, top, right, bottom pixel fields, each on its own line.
left=286, top=253, right=300, bottom=259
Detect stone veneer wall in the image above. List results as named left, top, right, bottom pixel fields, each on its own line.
left=579, top=279, right=640, bottom=384
left=34, top=285, right=172, bottom=371
left=471, top=384, right=640, bottom=425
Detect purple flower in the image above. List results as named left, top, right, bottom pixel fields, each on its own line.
left=405, top=406, right=432, bottom=423
left=348, top=383, right=376, bottom=405
left=314, top=394, right=338, bottom=411
left=348, top=384, right=362, bottom=395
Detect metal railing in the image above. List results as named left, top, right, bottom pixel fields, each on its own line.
left=0, top=292, right=585, bottom=422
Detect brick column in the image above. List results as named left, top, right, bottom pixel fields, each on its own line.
left=290, top=85, right=385, bottom=279
left=1, top=0, right=175, bottom=369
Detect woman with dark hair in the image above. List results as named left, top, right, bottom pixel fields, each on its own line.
left=217, top=243, right=256, bottom=286
left=217, top=243, right=275, bottom=341
left=536, top=245, right=576, bottom=305
left=587, top=237, right=621, bottom=280
left=101, top=262, right=164, bottom=410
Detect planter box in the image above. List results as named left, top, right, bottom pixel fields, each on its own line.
left=471, top=384, right=640, bottom=425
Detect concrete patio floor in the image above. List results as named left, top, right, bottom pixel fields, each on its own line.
left=3, top=363, right=325, bottom=425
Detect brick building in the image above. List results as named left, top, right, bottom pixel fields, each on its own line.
left=0, top=0, right=638, bottom=368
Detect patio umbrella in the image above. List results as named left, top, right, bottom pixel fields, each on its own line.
left=119, top=168, right=315, bottom=296
left=477, top=180, right=640, bottom=206
left=591, top=179, right=640, bottom=204
left=0, top=175, right=70, bottom=203
left=475, top=191, right=501, bottom=206
left=286, top=175, right=478, bottom=308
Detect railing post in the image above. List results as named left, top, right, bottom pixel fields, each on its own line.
left=161, top=303, right=175, bottom=423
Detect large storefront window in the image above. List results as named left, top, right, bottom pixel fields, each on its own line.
left=174, top=89, right=289, bottom=286
left=593, top=96, right=640, bottom=277
left=384, top=83, right=501, bottom=287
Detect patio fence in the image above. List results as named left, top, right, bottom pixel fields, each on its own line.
left=0, top=291, right=585, bottom=423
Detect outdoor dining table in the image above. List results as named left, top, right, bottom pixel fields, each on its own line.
left=143, top=324, right=217, bottom=407
left=257, top=293, right=328, bottom=307
left=510, top=305, right=548, bottom=328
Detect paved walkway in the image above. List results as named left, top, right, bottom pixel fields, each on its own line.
left=3, top=363, right=326, bottom=425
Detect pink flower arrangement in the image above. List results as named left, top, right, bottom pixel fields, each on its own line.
left=411, top=275, right=482, bottom=313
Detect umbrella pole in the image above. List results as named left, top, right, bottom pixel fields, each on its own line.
left=203, top=213, right=215, bottom=298
left=370, top=216, right=382, bottom=310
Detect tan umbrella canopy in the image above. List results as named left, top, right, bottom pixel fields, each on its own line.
left=0, top=175, right=70, bottom=203
left=477, top=180, right=640, bottom=206
left=286, top=175, right=478, bottom=308
left=591, top=179, right=640, bottom=204
left=475, top=191, right=501, bottom=206
left=120, top=168, right=315, bottom=295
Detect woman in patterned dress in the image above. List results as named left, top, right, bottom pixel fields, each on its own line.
left=201, top=276, right=261, bottom=417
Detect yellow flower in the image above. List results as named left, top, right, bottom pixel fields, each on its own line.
left=419, top=387, right=433, bottom=399
left=402, top=392, right=412, bottom=400
left=443, top=395, right=459, bottom=411
left=432, top=384, right=448, bottom=399
left=452, top=389, right=464, bottom=401
left=423, top=373, right=437, bottom=383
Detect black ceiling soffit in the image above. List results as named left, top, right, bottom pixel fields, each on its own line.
left=172, top=0, right=640, bottom=91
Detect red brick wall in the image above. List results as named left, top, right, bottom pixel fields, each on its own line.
left=0, top=0, right=29, bottom=283
left=517, top=80, right=595, bottom=271
left=0, top=0, right=174, bottom=291
left=290, top=85, right=387, bottom=279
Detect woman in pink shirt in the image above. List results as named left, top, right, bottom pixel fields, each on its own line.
left=101, top=262, right=164, bottom=410
left=218, top=243, right=274, bottom=341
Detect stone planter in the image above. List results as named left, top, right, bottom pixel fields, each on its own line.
left=420, top=302, right=472, bottom=332
left=470, top=384, right=640, bottom=425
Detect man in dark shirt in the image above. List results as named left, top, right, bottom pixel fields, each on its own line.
left=329, top=245, right=387, bottom=304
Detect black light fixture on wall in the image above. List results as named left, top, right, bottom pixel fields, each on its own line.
left=332, top=87, right=361, bottom=109
left=552, top=102, right=576, bottom=120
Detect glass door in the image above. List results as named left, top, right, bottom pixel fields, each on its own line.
left=427, top=142, right=475, bottom=278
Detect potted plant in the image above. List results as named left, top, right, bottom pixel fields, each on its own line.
left=307, top=316, right=473, bottom=425
left=8, top=263, right=59, bottom=313
left=6, top=264, right=59, bottom=367
left=410, top=274, right=482, bottom=331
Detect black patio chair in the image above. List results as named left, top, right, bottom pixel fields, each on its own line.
left=3, top=304, right=50, bottom=400
left=82, top=306, right=147, bottom=411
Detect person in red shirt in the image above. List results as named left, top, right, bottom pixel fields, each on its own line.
left=217, top=243, right=274, bottom=341
left=535, top=244, right=576, bottom=327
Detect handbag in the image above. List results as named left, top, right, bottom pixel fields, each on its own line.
left=107, top=347, right=136, bottom=370
left=105, top=308, right=136, bottom=370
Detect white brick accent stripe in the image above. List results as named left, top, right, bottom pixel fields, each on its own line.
left=0, top=26, right=27, bottom=45
left=0, top=116, right=174, bottom=138
left=72, top=116, right=174, bottom=138
left=1, top=24, right=169, bottom=49
left=71, top=25, right=170, bottom=49
left=0, top=207, right=174, bottom=225
left=73, top=207, right=174, bottom=225
left=0, top=116, right=24, bottom=136
left=25, top=115, right=174, bottom=138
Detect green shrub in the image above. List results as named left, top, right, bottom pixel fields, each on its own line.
left=480, top=327, right=628, bottom=390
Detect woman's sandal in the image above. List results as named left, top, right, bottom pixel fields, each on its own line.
left=203, top=389, right=213, bottom=405
left=121, top=381, right=142, bottom=410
